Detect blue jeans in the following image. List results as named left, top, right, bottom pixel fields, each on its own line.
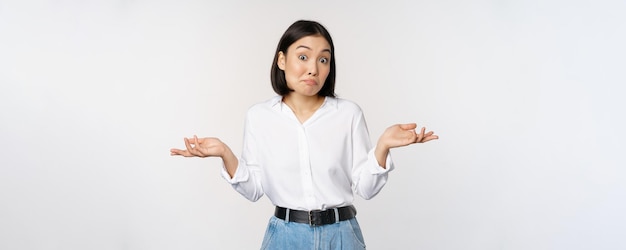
left=261, top=216, right=367, bottom=250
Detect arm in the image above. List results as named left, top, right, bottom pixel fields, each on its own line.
left=169, top=115, right=265, bottom=202
left=352, top=115, right=439, bottom=200
left=351, top=112, right=393, bottom=200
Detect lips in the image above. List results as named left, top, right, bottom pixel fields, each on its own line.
left=303, top=79, right=318, bottom=85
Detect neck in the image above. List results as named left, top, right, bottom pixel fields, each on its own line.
left=283, top=94, right=325, bottom=113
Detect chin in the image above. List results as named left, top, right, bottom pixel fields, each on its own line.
left=297, top=89, right=322, bottom=97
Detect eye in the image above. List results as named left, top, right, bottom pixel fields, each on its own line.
left=319, top=57, right=329, bottom=64
left=299, top=55, right=307, bottom=61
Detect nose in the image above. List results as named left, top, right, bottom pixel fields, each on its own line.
left=308, top=61, right=318, bottom=76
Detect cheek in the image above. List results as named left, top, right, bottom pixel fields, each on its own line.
left=285, top=61, right=305, bottom=76
left=321, top=65, right=331, bottom=78
left=284, top=62, right=303, bottom=86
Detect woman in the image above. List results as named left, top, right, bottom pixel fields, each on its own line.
left=170, top=20, right=438, bottom=250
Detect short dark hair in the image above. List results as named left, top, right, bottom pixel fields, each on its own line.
left=270, top=20, right=336, bottom=97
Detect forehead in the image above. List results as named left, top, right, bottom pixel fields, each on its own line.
left=288, top=35, right=331, bottom=52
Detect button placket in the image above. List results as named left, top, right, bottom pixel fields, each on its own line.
left=297, top=125, right=315, bottom=208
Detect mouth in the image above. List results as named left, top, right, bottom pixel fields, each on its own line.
left=303, top=79, right=318, bottom=85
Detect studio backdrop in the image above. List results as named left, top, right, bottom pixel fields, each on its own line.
left=1, top=0, right=625, bottom=249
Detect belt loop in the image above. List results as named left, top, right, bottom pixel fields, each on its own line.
left=333, top=208, right=339, bottom=223
left=285, top=208, right=290, bottom=222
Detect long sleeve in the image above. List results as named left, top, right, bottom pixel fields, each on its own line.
left=220, top=114, right=264, bottom=202
left=351, top=111, right=395, bottom=200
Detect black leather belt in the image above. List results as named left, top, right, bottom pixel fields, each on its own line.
left=274, top=205, right=357, bottom=226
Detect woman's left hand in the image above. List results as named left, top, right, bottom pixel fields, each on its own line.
left=378, top=123, right=438, bottom=149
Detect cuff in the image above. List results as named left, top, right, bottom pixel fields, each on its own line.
left=220, top=158, right=249, bottom=184
left=368, top=149, right=395, bottom=174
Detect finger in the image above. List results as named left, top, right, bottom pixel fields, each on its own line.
left=399, top=123, right=417, bottom=130
left=192, top=136, right=204, bottom=156
left=184, top=137, right=195, bottom=152
left=170, top=148, right=190, bottom=156
left=416, top=127, right=425, bottom=142
left=170, top=149, right=180, bottom=156
left=422, top=135, right=439, bottom=143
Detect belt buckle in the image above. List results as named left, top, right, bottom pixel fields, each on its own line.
left=309, top=210, right=314, bottom=226
left=309, top=210, right=320, bottom=226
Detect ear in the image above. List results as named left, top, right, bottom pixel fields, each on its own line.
left=277, top=51, right=286, bottom=70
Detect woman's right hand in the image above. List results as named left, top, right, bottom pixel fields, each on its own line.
left=170, top=135, right=227, bottom=158
left=171, top=135, right=239, bottom=177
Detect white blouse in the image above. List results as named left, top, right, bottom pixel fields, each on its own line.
left=221, top=96, right=394, bottom=211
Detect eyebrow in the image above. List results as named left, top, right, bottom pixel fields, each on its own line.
left=295, top=45, right=331, bottom=53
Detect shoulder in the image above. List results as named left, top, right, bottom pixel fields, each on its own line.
left=247, top=96, right=281, bottom=113
left=244, top=96, right=281, bottom=121
left=329, top=97, right=363, bottom=115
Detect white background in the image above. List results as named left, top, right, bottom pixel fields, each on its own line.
left=1, top=0, right=625, bottom=249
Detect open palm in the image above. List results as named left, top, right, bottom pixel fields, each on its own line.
left=380, top=123, right=438, bottom=149
left=170, top=136, right=225, bottom=158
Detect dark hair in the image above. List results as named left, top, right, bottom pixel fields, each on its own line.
left=270, top=20, right=336, bottom=97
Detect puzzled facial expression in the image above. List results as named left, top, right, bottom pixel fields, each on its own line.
left=277, top=35, right=332, bottom=97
